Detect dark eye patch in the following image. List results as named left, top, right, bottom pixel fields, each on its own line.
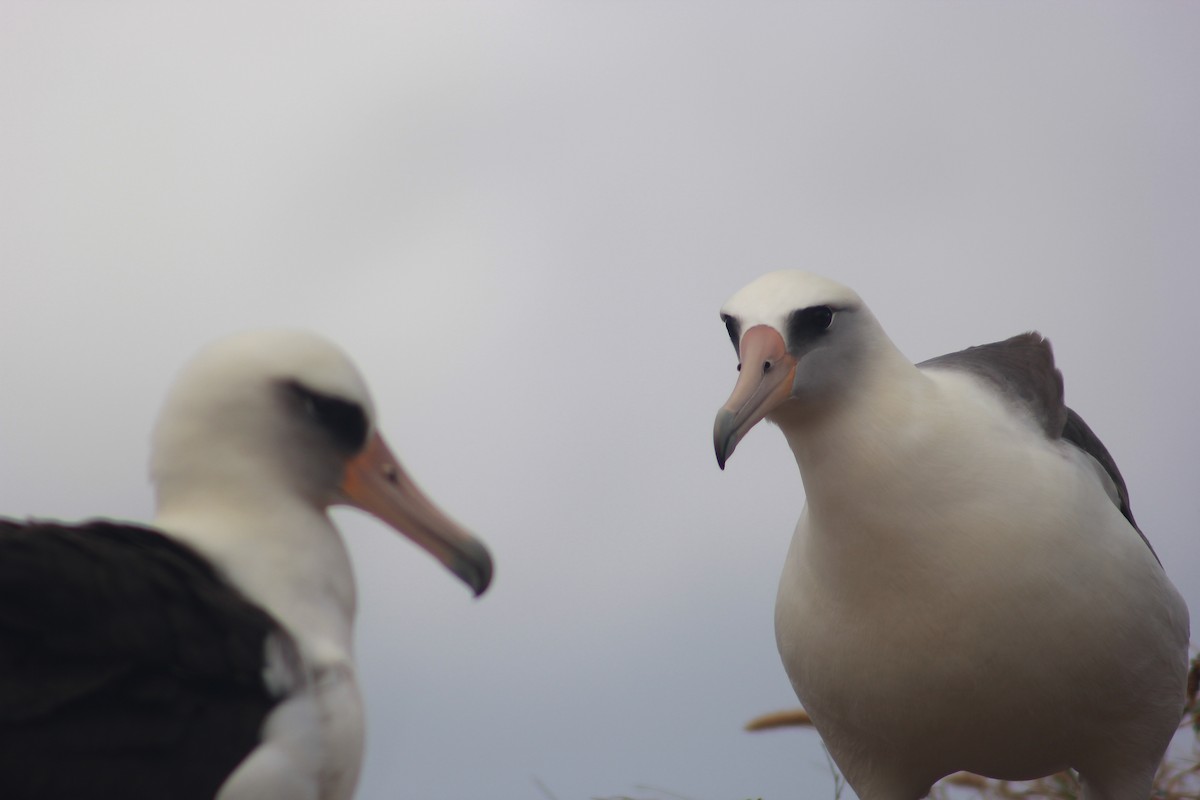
left=787, top=305, right=835, bottom=344
left=721, top=314, right=741, bottom=349
left=282, top=380, right=369, bottom=453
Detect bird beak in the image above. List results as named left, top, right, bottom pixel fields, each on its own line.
left=339, top=432, right=493, bottom=596
left=713, top=325, right=796, bottom=469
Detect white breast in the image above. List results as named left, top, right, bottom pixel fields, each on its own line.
left=774, top=369, right=1189, bottom=795
left=157, top=503, right=367, bottom=800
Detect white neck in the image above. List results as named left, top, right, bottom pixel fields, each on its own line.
left=153, top=486, right=358, bottom=664
left=773, top=326, right=930, bottom=518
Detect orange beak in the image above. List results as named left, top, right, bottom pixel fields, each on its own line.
left=339, top=432, right=492, bottom=596
left=713, top=325, right=797, bottom=469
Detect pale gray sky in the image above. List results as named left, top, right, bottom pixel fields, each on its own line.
left=1, top=3, right=1197, bottom=799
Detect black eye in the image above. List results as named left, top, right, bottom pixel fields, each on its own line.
left=283, top=381, right=369, bottom=454
left=787, top=305, right=835, bottom=343
left=721, top=314, right=740, bottom=349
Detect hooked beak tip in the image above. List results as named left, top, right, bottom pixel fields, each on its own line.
left=457, top=541, right=494, bottom=597
left=713, top=409, right=737, bottom=470
left=473, top=568, right=492, bottom=597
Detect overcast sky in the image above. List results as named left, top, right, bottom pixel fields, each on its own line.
left=1, top=3, right=1197, bottom=799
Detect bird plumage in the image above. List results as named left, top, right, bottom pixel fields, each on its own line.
left=714, top=271, right=1189, bottom=800
left=0, top=520, right=288, bottom=800
left=0, top=330, right=492, bottom=800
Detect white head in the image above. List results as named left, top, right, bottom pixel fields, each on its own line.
left=713, top=271, right=894, bottom=467
left=150, top=329, right=492, bottom=595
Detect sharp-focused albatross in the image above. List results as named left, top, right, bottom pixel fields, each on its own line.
left=713, top=271, right=1189, bottom=800
left=0, top=330, right=492, bottom=800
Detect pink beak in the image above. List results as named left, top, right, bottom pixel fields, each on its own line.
left=713, top=325, right=797, bottom=469
left=339, top=432, right=492, bottom=596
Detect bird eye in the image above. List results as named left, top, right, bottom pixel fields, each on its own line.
left=299, top=394, right=318, bottom=418
left=721, top=314, right=740, bottom=350
left=283, top=381, right=370, bottom=453
left=786, top=305, right=836, bottom=344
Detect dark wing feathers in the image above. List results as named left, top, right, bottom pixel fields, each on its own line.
left=1061, top=407, right=1145, bottom=544
left=917, top=333, right=1153, bottom=558
left=918, top=332, right=1067, bottom=439
left=0, top=520, right=287, bottom=800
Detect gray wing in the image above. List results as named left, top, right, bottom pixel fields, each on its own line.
left=918, top=332, right=1154, bottom=559
left=919, top=332, right=1066, bottom=438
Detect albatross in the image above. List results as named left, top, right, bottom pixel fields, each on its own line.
left=713, top=271, right=1189, bottom=800
left=0, top=329, right=492, bottom=800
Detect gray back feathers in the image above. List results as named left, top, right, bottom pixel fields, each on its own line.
left=919, top=332, right=1153, bottom=560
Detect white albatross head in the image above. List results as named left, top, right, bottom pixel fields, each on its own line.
left=713, top=270, right=898, bottom=469
left=149, top=329, right=492, bottom=595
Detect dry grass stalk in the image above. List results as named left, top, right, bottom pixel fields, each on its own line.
left=744, top=709, right=814, bottom=731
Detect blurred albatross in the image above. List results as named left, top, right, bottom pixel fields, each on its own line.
left=713, top=271, right=1189, bottom=800
left=0, top=330, right=492, bottom=800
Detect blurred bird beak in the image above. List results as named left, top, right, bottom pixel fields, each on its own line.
left=339, top=432, right=493, bottom=596
left=713, top=325, right=796, bottom=469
